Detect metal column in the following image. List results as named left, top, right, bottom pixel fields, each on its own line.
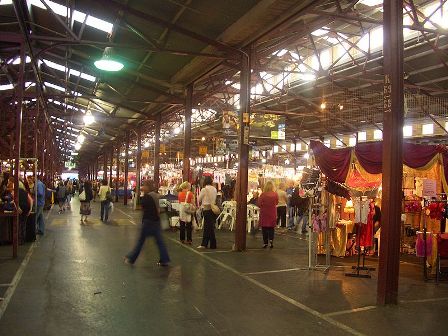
left=183, top=84, right=193, bottom=182
left=378, top=0, right=404, bottom=305
left=124, top=132, right=129, bottom=205
left=234, top=48, right=251, bottom=251
left=154, top=114, right=161, bottom=189
left=136, top=127, right=142, bottom=205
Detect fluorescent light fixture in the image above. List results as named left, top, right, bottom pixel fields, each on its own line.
left=74, top=143, right=81, bottom=150
left=83, top=110, right=95, bottom=125
left=358, top=131, right=367, bottom=141
left=0, top=84, right=14, bottom=91
left=94, top=47, right=124, bottom=71
left=403, top=125, right=413, bottom=137
left=374, top=130, right=383, bottom=140
left=0, top=0, right=13, bottom=5
left=272, top=49, right=288, bottom=57
left=422, top=123, right=434, bottom=135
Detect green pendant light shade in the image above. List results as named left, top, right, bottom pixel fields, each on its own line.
left=94, top=47, right=124, bottom=71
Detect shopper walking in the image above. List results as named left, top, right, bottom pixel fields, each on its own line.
left=197, top=176, right=218, bottom=249
left=98, top=180, right=112, bottom=222
left=56, top=181, right=67, bottom=214
left=65, top=180, right=73, bottom=210
left=178, top=181, right=195, bottom=244
left=18, top=180, right=32, bottom=244
left=258, top=181, right=278, bottom=248
left=124, top=180, right=170, bottom=266
left=35, top=177, right=46, bottom=235
left=79, top=181, right=93, bottom=223
left=276, top=182, right=287, bottom=228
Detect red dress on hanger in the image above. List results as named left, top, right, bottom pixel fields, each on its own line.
left=359, top=204, right=374, bottom=247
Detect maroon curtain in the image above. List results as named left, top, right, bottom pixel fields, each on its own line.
left=402, top=143, right=439, bottom=168
left=310, top=140, right=351, bottom=183
left=354, top=142, right=383, bottom=174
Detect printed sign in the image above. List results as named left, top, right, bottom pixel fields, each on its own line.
left=422, top=179, right=437, bottom=197
left=199, top=146, right=208, bottom=156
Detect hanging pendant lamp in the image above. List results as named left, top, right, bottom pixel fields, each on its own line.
left=94, top=47, right=124, bottom=71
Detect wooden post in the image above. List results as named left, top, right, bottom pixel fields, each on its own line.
left=115, top=143, right=120, bottom=202
left=136, top=127, right=142, bottom=205
left=377, top=0, right=404, bottom=305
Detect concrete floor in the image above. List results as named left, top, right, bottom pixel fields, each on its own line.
left=1, top=197, right=448, bottom=336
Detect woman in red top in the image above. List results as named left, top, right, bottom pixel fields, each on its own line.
left=178, top=181, right=195, bottom=244
left=258, top=181, right=279, bottom=248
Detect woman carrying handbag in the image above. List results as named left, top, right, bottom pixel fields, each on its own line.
left=178, top=181, right=195, bottom=244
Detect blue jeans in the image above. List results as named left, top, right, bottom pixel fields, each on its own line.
left=126, top=220, right=170, bottom=264
left=36, top=206, right=45, bottom=234
left=287, top=207, right=295, bottom=228
left=299, top=213, right=309, bottom=232
left=101, top=200, right=110, bottom=221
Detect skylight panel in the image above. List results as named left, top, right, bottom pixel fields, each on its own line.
left=10, top=56, right=31, bottom=64
left=85, top=15, right=114, bottom=34
left=0, top=84, right=14, bottom=90
left=28, top=0, right=114, bottom=33
left=44, top=82, right=65, bottom=92
left=43, top=59, right=65, bottom=72
left=358, top=0, right=383, bottom=7
left=0, top=0, right=13, bottom=5
left=311, top=27, right=330, bottom=37
left=80, top=73, right=96, bottom=82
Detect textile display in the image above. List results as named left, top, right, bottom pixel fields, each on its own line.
left=309, top=140, right=448, bottom=189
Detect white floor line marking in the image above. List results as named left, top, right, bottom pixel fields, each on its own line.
left=244, top=268, right=304, bottom=275
left=400, top=297, right=448, bottom=304
left=115, top=208, right=137, bottom=225
left=168, top=238, right=365, bottom=336
left=0, top=242, right=37, bottom=320
left=201, top=250, right=234, bottom=254
left=324, top=306, right=377, bottom=317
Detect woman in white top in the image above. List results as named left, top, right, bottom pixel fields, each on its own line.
left=276, top=182, right=288, bottom=228
left=197, top=176, right=217, bottom=249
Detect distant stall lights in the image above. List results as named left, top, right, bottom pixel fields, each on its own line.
left=201, top=137, right=206, bottom=141
left=74, top=143, right=81, bottom=150
left=320, top=102, right=326, bottom=110
left=173, top=127, right=181, bottom=135
left=77, top=134, right=85, bottom=144
left=304, top=153, right=310, bottom=159
left=144, top=142, right=150, bottom=148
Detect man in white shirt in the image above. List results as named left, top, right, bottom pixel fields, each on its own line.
left=197, top=176, right=217, bottom=249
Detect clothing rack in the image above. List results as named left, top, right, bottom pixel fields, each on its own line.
left=422, top=198, right=448, bottom=281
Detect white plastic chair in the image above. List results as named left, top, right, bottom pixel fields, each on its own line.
left=247, top=204, right=260, bottom=233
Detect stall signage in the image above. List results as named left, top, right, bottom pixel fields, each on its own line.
left=177, top=152, right=184, bottom=159
left=142, top=150, right=150, bottom=159
left=64, top=161, right=76, bottom=169
left=160, top=144, right=166, bottom=153
left=422, top=179, right=437, bottom=197
left=199, top=146, right=208, bottom=156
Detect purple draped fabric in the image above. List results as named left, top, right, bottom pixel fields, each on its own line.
left=355, top=142, right=383, bottom=174
left=402, top=143, right=439, bottom=168
left=310, top=140, right=351, bottom=183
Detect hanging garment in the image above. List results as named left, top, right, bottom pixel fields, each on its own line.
left=359, top=210, right=374, bottom=247
left=416, top=232, right=433, bottom=257
left=353, top=197, right=369, bottom=224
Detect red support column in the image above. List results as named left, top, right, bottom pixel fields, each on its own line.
left=124, top=132, right=129, bottom=205
left=234, top=47, right=251, bottom=251
left=109, top=147, right=113, bottom=187
left=183, top=84, right=193, bottom=182
left=377, top=0, right=404, bottom=305
left=136, top=127, right=142, bottom=205
left=154, top=114, right=161, bottom=189
left=13, top=44, right=25, bottom=258
left=115, top=143, right=120, bottom=202
left=103, top=151, right=108, bottom=182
